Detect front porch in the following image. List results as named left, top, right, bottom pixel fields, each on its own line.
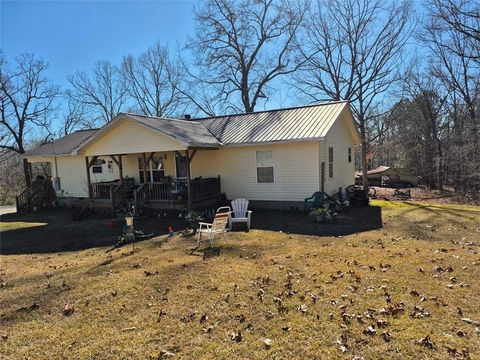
left=84, top=149, right=221, bottom=210
left=88, top=176, right=221, bottom=210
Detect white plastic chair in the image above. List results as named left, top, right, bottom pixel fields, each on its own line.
left=197, top=206, right=231, bottom=246
left=229, top=198, right=252, bottom=231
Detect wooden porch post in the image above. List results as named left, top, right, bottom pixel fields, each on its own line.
left=142, top=152, right=148, bottom=184
left=85, top=156, right=92, bottom=199
left=186, top=149, right=192, bottom=208
left=118, top=155, right=123, bottom=184
left=23, top=158, right=31, bottom=187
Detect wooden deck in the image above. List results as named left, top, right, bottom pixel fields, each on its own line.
left=89, top=177, right=221, bottom=210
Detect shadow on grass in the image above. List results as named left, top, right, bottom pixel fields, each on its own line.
left=0, top=206, right=383, bottom=255
left=249, top=205, right=382, bottom=236
left=0, top=209, right=188, bottom=255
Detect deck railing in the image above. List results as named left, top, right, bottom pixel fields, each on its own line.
left=89, top=183, right=113, bottom=200
left=190, top=177, right=220, bottom=201
left=90, top=176, right=220, bottom=207
left=16, top=180, right=56, bottom=211
left=145, top=182, right=179, bottom=201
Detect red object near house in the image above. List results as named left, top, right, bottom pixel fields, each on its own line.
left=106, top=219, right=115, bottom=229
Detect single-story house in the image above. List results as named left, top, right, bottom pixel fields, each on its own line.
left=355, top=166, right=419, bottom=187
left=22, top=101, right=360, bottom=210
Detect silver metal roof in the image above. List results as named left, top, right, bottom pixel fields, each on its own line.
left=198, top=101, right=349, bottom=145
left=26, top=101, right=356, bottom=156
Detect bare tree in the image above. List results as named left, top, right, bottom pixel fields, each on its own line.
left=422, top=0, right=480, bottom=196
left=0, top=52, right=59, bottom=154
left=428, top=0, right=480, bottom=64
left=61, top=97, right=87, bottom=135
left=187, top=0, right=308, bottom=114
left=0, top=150, right=25, bottom=204
left=67, top=61, right=127, bottom=126
left=295, top=0, right=413, bottom=187
left=122, top=42, right=185, bottom=118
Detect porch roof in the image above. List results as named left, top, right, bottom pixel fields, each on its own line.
left=125, top=114, right=220, bottom=147
left=24, top=129, right=98, bottom=157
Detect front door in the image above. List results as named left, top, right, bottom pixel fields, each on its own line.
left=175, top=155, right=188, bottom=178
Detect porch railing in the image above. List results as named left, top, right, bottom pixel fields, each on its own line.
left=89, top=183, right=113, bottom=200
left=16, top=180, right=56, bottom=212
left=90, top=176, right=220, bottom=207
left=145, top=182, right=183, bottom=201
left=191, top=177, right=220, bottom=201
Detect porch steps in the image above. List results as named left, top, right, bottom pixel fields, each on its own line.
left=16, top=180, right=56, bottom=212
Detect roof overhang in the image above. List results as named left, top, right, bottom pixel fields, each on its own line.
left=72, top=113, right=219, bottom=155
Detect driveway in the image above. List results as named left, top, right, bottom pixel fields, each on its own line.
left=0, top=206, right=17, bottom=216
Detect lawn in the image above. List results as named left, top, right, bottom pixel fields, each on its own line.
left=1, top=201, right=479, bottom=359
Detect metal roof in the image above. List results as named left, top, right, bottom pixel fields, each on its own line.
left=26, top=101, right=358, bottom=156
left=198, top=101, right=350, bottom=145
left=25, top=129, right=98, bottom=156
left=125, top=114, right=220, bottom=147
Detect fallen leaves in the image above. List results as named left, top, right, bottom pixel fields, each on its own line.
left=417, top=335, right=436, bottom=350
left=62, top=304, right=74, bottom=316
left=230, top=331, right=242, bottom=342
left=16, top=303, right=39, bottom=313
left=381, top=331, right=392, bottom=342
left=410, top=306, right=431, bottom=319
left=461, top=318, right=480, bottom=326
left=363, top=325, right=376, bottom=336
left=336, top=333, right=349, bottom=353
left=298, top=304, right=308, bottom=314
left=144, top=270, right=159, bottom=276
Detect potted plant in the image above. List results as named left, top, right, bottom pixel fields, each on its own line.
left=309, top=207, right=333, bottom=223
left=185, top=210, right=204, bottom=231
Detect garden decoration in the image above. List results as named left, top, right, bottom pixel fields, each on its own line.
left=309, top=207, right=337, bottom=223
left=185, top=210, right=205, bottom=234
left=125, top=212, right=136, bottom=251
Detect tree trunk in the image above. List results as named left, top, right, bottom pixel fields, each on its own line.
left=359, top=122, right=368, bottom=188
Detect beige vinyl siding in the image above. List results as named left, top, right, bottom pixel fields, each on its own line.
left=322, top=112, right=356, bottom=195
left=191, top=142, right=319, bottom=202
left=27, top=155, right=90, bottom=197
left=83, top=118, right=187, bottom=156
left=28, top=152, right=180, bottom=198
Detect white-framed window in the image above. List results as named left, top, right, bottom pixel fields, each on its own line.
left=256, top=150, right=274, bottom=183
left=92, top=159, right=103, bottom=174
left=348, top=147, right=352, bottom=163
left=328, top=147, right=334, bottom=178
left=138, top=155, right=165, bottom=182
left=175, top=154, right=188, bottom=179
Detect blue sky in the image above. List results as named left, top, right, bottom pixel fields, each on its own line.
left=1, top=0, right=195, bottom=90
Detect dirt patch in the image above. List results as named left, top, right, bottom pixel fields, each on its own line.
left=371, top=187, right=476, bottom=205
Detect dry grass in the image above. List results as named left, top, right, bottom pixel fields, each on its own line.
left=1, top=201, right=479, bottom=359
left=0, top=221, right=47, bottom=232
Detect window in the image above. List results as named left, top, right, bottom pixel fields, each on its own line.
left=348, top=148, right=352, bottom=163
left=328, top=147, right=334, bottom=178
left=175, top=155, right=188, bottom=178
left=138, top=155, right=165, bottom=183
left=92, top=159, right=103, bottom=174
left=256, top=150, right=274, bottom=183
